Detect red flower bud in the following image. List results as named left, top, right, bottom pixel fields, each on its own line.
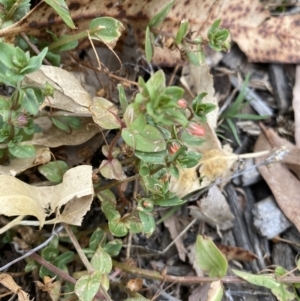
left=168, top=143, right=180, bottom=155
left=14, top=114, right=28, bottom=127
left=187, top=123, right=205, bottom=136
left=177, top=99, right=187, bottom=109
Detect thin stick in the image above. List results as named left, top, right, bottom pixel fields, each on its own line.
left=0, top=225, right=64, bottom=272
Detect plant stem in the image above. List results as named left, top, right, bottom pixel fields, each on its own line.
left=63, top=224, right=93, bottom=273
left=112, top=259, right=300, bottom=285
left=63, top=224, right=113, bottom=301
left=6, top=0, right=24, bottom=20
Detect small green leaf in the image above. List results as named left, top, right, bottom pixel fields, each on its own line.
left=181, top=129, right=205, bottom=146
left=195, top=235, right=228, bottom=278
left=99, top=192, right=119, bottom=221
left=233, top=113, right=270, bottom=120
left=146, top=70, right=166, bottom=102
left=108, top=216, right=129, bottom=237
left=51, top=116, right=81, bottom=132
left=175, top=19, right=189, bottom=44
left=155, top=194, right=185, bottom=207
left=170, top=164, right=179, bottom=178
left=135, top=150, right=167, bottom=164
left=22, top=87, right=44, bottom=115
left=99, top=159, right=126, bottom=180
left=89, top=17, right=124, bottom=48
left=177, top=151, right=202, bottom=168
left=54, top=251, right=74, bottom=268
left=90, top=97, right=121, bottom=129
left=20, top=47, right=48, bottom=74
left=89, top=228, right=106, bottom=251
left=117, top=84, right=128, bottom=112
left=139, top=161, right=150, bottom=177
left=8, top=144, right=35, bottom=158
left=24, top=261, right=38, bottom=273
left=226, top=118, right=242, bottom=146
left=75, top=271, right=102, bottom=301
left=145, top=26, right=154, bottom=63
left=148, top=0, right=174, bottom=28
left=103, top=239, right=122, bottom=257
left=41, top=247, right=59, bottom=261
left=122, top=125, right=166, bottom=152
left=44, top=0, right=75, bottom=29
left=38, top=161, right=69, bottom=183
left=233, top=269, right=295, bottom=301
left=207, top=19, right=221, bottom=39
left=91, top=247, right=112, bottom=274
left=123, top=103, right=146, bottom=129
left=139, top=211, right=155, bottom=237
left=186, top=50, right=200, bottom=66
left=51, top=35, right=78, bottom=52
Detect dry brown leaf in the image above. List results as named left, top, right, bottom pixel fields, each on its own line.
left=257, top=124, right=300, bottom=179
left=35, top=276, right=61, bottom=301
left=254, top=127, right=300, bottom=232
left=0, top=165, right=93, bottom=230
left=0, top=146, right=51, bottom=176
left=24, top=66, right=92, bottom=114
left=0, top=273, right=30, bottom=301
left=163, top=214, right=187, bottom=261
left=1, top=0, right=299, bottom=64
left=216, top=244, right=257, bottom=262
left=189, top=185, right=234, bottom=231
left=31, top=117, right=100, bottom=148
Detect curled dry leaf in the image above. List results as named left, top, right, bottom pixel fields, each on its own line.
left=0, top=273, right=30, bottom=301
left=0, top=146, right=51, bottom=176
left=189, top=186, right=234, bottom=231
left=254, top=126, right=300, bottom=232
left=0, top=165, right=93, bottom=230
left=1, top=0, right=300, bottom=64
left=24, top=66, right=92, bottom=114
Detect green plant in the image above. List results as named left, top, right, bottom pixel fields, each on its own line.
left=219, top=74, right=270, bottom=145
left=92, top=69, right=209, bottom=237
left=144, top=0, right=230, bottom=65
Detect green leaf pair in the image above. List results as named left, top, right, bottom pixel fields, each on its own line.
left=0, top=42, right=47, bottom=87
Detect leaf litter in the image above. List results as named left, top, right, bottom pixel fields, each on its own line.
left=1, top=0, right=300, bottom=300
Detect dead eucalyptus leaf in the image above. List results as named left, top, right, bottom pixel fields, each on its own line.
left=1, top=0, right=300, bottom=64
left=24, top=66, right=92, bottom=114
left=0, top=165, right=93, bottom=229
left=189, top=186, right=234, bottom=231
left=0, top=146, right=51, bottom=176
left=0, top=273, right=30, bottom=301
left=31, top=117, right=100, bottom=147
left=254, top=128, right=300, bottom=232
left=216, top=244, right=257, bottom=262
